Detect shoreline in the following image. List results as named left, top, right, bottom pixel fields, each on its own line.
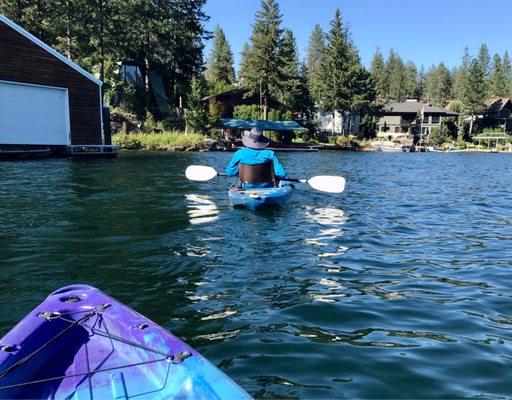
left=116, top=147, right=512, bottom=154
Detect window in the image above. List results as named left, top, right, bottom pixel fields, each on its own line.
left=431, top=115, right=440, bottom=124
left=423, top=115, right=429, bottom=123
left=394, top=127, right=400, bottom=133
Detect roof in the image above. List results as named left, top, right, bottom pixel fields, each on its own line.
left=473, top=132, right=511, bottom=140
left=485, top=97, right=512, bottom=114
left=383, top=100, right=458, bottom=116
left=202, top=88, right=248, bottom=101
left=213, top=118, right=306, bottom=131
left=0, top=13, right=102, bottom=86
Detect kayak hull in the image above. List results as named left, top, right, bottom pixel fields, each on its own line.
left=0, top=285, right=250, bottom=399
left=228, top=184, right=293, bottom=210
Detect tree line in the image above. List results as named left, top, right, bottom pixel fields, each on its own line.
left=0, top=0, right=210, bottom=124
left=2, top=0, right=511, bottom=136
left=371, top=45, right=512, bottom=108
left=205, top=0, right=378, bottom=134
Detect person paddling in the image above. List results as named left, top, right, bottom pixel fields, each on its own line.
left=225, top=128, right=287, bottom=189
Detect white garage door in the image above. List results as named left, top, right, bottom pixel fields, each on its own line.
left=0, top=81, right=70, bottom=145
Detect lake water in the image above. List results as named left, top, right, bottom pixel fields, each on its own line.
left=1, top=151, right=511, bottom=398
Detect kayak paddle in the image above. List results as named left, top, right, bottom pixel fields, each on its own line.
left=185, top=165, right=346, bottom=194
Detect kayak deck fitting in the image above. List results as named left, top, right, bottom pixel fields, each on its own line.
left=0, top=285, right=250, bottom=399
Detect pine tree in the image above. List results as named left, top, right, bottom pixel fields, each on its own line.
left=206, top=24, right=235, bottom=88
left=385, top=49, right=405, bottom=102
left=424, top=63, right=452, bottom=105
left=476, top=44, right=491, bottom=97
left=404, top=61, right=420, bottom=99
left=185, top=75, right=209, bottom=133
left=319, top=8, right=354, bottom=122
left=477, top=44, right=491, bottom=76
left=349, top=65, right=378, bottom=134
left=489, top=54, right=507, bottom=97
left=306, top=24, right=326, bottom=106
left=370, top=49, right=387, bottom=100
left=504, top=52, right=512, bottom=97
left=452, top=47, right=471, bottom=101
left=463, top=59, right=487, bottom=135
left=277, top=29, right=301, bottom=109
left=238, top=42, right=252, bottom=85
left=418, top=65, right=426, bottom=99
left=239, top=0, right=284, bottom=119
left=295, top=62, right=315, bottom=119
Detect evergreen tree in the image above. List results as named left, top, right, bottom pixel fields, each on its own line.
left=295, top=62, right=315, bottom=119
left=238, top=43, right=252, bottom=85
left=476, top=44, right=491, bottom=97
left=306, top=24, right=326, bottom=106
left=239, top=0, right=284, bottom=119
left=319, top=8, right=354, bottom=123
left=385, top=49, right=406, bottom=102
left=370, top=49, right=387, bottom=100
left=162, top=0, right=210, bottom=104
left=418, top=65, right=426, bottom=99
left=206, top=24, right=235, bottom=87
left=277, top=29, right=301, bottom=109
left=404, top=61, right=420, bottom=99
left=185, top=75, right=209, bottom=133
left=463, top=59, right=487, bottom=135
left=504, top=52, right=512, bottom=97
left=349, top=65, right=378, bottom=134
left=477, top=44, right=491, bottom=76
left=452, top=47, right=471, bottom=100
left=424, top=63, right=452, bottom=105
left=489, top=53, right=507, bottom=97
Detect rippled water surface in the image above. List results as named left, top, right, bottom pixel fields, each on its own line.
left=1, top=151, right=511, bottom=398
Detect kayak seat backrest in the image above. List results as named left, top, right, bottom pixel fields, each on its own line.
left=239, top=162, right=275, bottom=184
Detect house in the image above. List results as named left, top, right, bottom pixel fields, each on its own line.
left=377, top=98, right=458, bottom=137
left=113, top=61, right=170, bottom=116
left=484, top=97, right=512, bottom=132
left=202, top=88, right=282, bottom=118
left=0, top=14, right=115, bottom=156
left=316, top=111, right=361, bottom=136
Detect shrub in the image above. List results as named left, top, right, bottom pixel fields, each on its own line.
left=429, top=124, right=451, bottom=146
left=113, top=132, right=206, bottom=150
left=233, top=105, right=262, bottom=120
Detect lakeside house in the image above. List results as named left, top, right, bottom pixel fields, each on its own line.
left=377, top=98, right=458, bottom=138
left=316, top=111, right=361, bottom=136
left=483, top=97, right=512, bottom=132
left=202, top=88, right=282, bottom=118
left=0, top=13, right=115, bottom=157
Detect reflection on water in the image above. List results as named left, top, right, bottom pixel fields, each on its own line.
left=1, top=152, right=512, bottom=399
left=185, top=194, right=220, bottom=225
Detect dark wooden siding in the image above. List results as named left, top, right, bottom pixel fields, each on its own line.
left=0, top=21, right=102, bottom=145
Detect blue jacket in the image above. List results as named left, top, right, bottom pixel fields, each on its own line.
left=226, top=147, right=287, bottom=188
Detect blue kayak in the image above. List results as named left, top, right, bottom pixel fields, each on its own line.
left=228, top=183, right=293, bottom=210
left=0, top=285, right=251, bottom=399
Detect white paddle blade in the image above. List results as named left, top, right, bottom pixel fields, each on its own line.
left=307, top=175, right=346, bottom=193
left=185, top=165, right=219, bottom=181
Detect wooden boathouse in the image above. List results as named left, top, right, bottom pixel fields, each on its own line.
left=0, top=13, right=116, bottom=158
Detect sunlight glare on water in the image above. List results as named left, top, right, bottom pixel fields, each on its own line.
left=0, top=151, right=511, bottom=398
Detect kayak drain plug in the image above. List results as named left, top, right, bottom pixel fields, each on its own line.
left=167, top=350, right=192, bottom=364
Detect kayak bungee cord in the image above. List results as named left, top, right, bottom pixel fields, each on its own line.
left=0, top=304, right=109, bottom=381
left=0, top=305, right=191, bottom=391
left=57, top=313, right=191, bottom=360
left=0, top=357, right=171, bottom=392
